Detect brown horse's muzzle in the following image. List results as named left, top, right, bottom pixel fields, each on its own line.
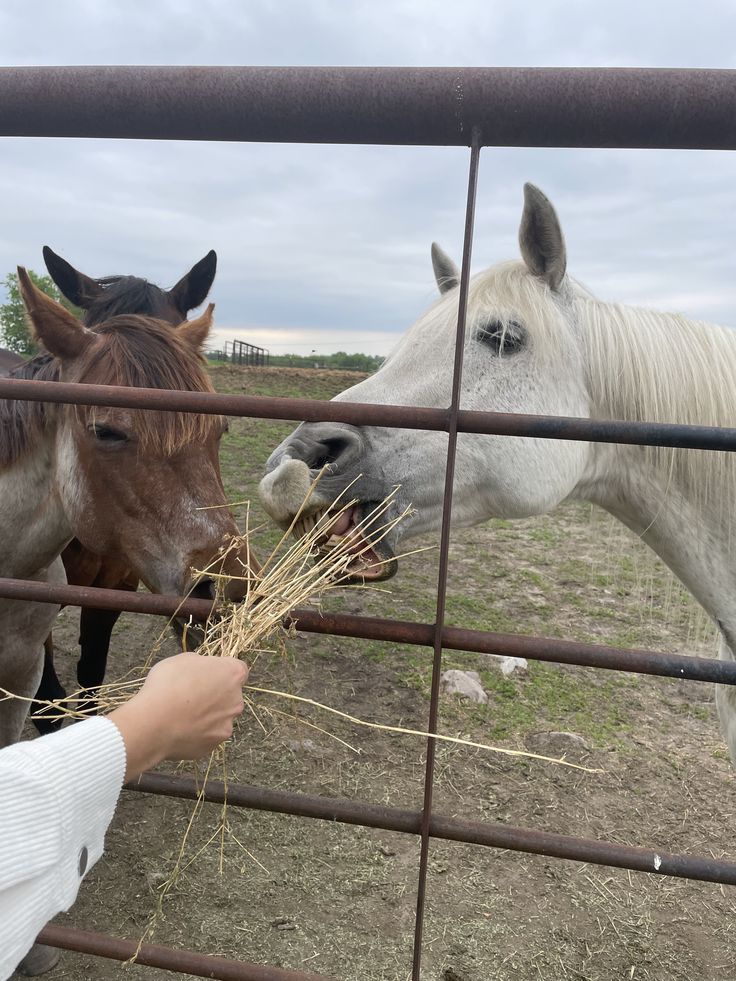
left=187, top=536, right=260, bottom=608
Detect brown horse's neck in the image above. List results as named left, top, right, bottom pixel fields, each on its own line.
left=0, top=434, right=71, bottom=579
left=0, top=356, right=60, bottom=474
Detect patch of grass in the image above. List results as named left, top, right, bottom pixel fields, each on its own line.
left=527, top=526, right=560, bottom=544
left=479, top=663, right=631, bottom=745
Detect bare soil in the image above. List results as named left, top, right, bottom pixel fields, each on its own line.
left=39, top=365, right=736, bottom=981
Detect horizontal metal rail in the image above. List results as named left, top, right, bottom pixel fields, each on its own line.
left=2, top=67, right=736, bottom=149
left=2, top=375, right=736, bottom=451
left=1, top=575, right=733, bottom=685
left=37, top=924, right=334, bottom=981
left=129, top=773, right=736, bottom=887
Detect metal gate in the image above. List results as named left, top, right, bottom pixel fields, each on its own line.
left=2, top=66, right=736, bottom=980
left=224, top=339, right=270, bottom=367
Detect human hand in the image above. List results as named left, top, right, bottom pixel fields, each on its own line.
left=108, top=653, right=248, bottom=783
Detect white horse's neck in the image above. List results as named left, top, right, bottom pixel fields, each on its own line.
left=575, top=294, right=736, bottom=639
left=584, top=445, right=736, bottom=756
left=0, top=437, right=71, bottom=580
left=582, top=445, right=736, bottom=634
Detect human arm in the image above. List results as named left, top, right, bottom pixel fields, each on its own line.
left=0, top=653, right=247, bottom=979
left=108, top=653, right=248, bottom=782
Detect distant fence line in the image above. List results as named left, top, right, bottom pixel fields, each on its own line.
left=209, top=338, right=270, bottom=367
left=208, top=344, right=382, bottom=373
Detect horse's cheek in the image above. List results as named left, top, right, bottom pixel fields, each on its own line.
left=56, top=433, right=115, bottom=551
left=55, top=432, right=90, bottom=528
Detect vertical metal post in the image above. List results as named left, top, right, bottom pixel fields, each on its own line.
left=410, top=129, right=482, bottom=979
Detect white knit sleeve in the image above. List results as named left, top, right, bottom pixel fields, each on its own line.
left=0, top=717, right=126, bottom=980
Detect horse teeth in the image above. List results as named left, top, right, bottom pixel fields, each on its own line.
left=293, top=508, right=328, bottom=540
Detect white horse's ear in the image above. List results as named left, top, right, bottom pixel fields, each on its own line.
left=17, top=266, right=92, bottom=361
left=431, top=242, right=460, bottom=294
left=519, top=183, right=567, bottom=291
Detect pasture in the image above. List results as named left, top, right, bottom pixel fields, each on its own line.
left=44, top=364, right=736, bottom=980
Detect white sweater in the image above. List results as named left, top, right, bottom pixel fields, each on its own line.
left=0, top=717, right=126, bottom=979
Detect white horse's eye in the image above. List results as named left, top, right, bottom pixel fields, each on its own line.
left=476, top=320, right=525, bottom=355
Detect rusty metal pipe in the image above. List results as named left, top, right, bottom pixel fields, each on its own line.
left=129, top=773, right=736, bottom=887
left=37, top=924, right=335, bottom=981
left=1, top=376, right=736, bottom=451
left=412, top=130, right=482, bottom=979
left=2, top=67, right=736, bottom=149
left=0, top=576, right=732, bottom=685
left=0, top=576, right=213, bottom=620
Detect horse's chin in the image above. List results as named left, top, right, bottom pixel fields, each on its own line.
left=171, top=617, right=207, bottom=651
left=293, top=501, right=399, bottom=584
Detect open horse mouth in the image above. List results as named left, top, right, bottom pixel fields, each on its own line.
left=259, top=459, right=400, bottom=583
left=293, top=502, right=398, bottom=583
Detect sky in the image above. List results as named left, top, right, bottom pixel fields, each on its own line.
left=1, top=1, right=736, bottom=356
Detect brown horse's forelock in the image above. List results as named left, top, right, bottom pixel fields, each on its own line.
left=76, top=316, right=220, bottom=455
left=0, top=316, right=220, bottom=468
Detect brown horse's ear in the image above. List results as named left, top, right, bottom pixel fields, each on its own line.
left=17, top=267, right=93, bottom=360
left=178, top=302, right=214, bottom=350
left=169, top=250, right=217, bottom=316
left=42, top=246, right=102, bottom=309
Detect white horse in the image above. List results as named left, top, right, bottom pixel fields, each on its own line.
left=260, top=183, right=736, bottom=762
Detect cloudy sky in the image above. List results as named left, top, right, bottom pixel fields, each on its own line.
left=1, top=1, right=736, bottom=355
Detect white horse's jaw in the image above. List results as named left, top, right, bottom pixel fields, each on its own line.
left=259, top=459, right=398, bottom=582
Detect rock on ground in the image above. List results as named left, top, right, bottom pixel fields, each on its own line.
left=524, top=730, right=591, bottom=761
left=440, top=669, right=488, bottom=703
left=482, top=653, right=529, bottom=675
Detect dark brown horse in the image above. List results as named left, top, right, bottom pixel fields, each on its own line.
left=0, top=348, right=24, bottom=375
left=24, top=247, right=217, bottom=731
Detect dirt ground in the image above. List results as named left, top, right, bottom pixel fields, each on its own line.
left=36, top=366, right=736, bottom=981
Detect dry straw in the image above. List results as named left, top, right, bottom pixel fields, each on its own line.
left=5, top=478, right=604, bottom=773
left=2, top=477, right=602, bottom=949
left=8, top=477, right=600, bottom=776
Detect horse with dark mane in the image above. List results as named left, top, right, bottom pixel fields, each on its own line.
left=6, top=247, right=217, bottom=731
left=0, top=349, right=23, bottom=375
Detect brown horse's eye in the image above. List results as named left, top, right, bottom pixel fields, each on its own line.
left=89, top=423, right=129, bottom=445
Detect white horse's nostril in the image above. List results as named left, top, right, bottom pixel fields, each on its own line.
left=259, top=459, right=313, bottom=526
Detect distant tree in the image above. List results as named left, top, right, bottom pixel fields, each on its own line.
left=269, top=351, right=384, bottom=372
left=0, top=270, right=79, bottom=355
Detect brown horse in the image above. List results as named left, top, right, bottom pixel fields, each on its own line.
left=2, top=270, right=249, bottom=977
left=1, top=268, right=249, bottom=742
left=22, top=249, right=217, bottom=730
